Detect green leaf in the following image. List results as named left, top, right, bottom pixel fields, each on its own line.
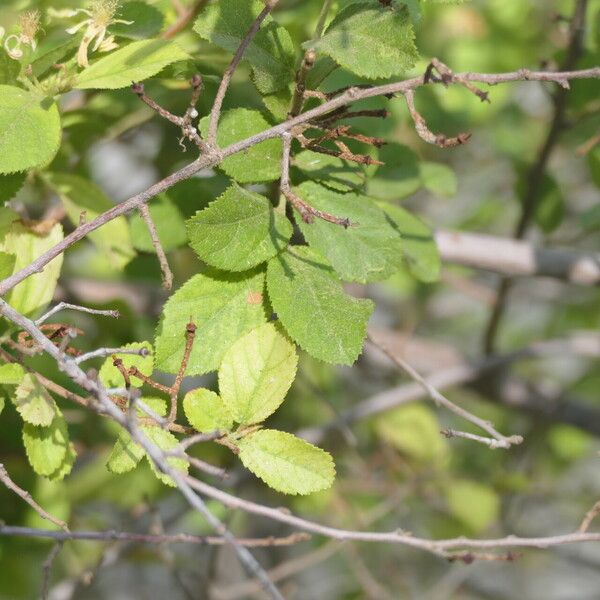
left=0, top=172, right=26, bottom=203
left=107, top=431, right=145, bottom=474
left=187, top=184, right=292, bottom=271
left=0, top=51, right=20, bottom=85
left=75, top=39, right=190, bottom=90
left=13, top=373, right=58, bottom=426
left=375, top=404, right=448, bottom=464
left=110, top=1, right=165, bottom=39
left=23, top=417, right=70, bottom=477
left=142, top=426, right=189, bottom=487
left=46, top=173, right=135, bottom=269
left=155, top=269, right=267, bottom=375
left=0, top=86, right=61, bottom=174
left=266, top=246, right=373, bottom=364
left=199, top=109, right=282, bottom=183
left=130, top=195, right=187, bottom=253
left=0, top=207, right=19, bottom=239
left=47, top=441, right=76, bottom=481
left=0, top=251, right=16, bottom=280
left=445, top=480, right=500, bottom=533
left=0, top=362, right=25, bottom=385
left=294, top=151, right=367, bottom=192
left=295, top=181, right=404, bottom=283
left=579, top=203, right=600, bottom=231
left=98, top=342, right=153, bottom=389
left=310, top=1, right=418, bottom=79
left=31, top=37, right=78, bottom=79
left=378, top=202, right=441, bottom=282
left=0, top=222, right=64, bottom=317
left=193, top=0, right=295, bottom=93
left=238, top=429, right=335, bottom=495
left=183, top=388, right=233, bottom=433
left=420, top=161, right=457, bottom=198
left=219, top=323, right=298, bottom=425
left=367, top=143, right=421, bottom=200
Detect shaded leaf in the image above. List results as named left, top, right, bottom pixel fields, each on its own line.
left=420, top=161, right=457, bottom=198
left=296, top=181, right=404, bottom=283
left=142, top=426, right=189, bottom=487
left=193, top=0, right=295, bottom=93
left=107, top=431, right=145, bottom=474
left=445, top=480, right=500, bottom=533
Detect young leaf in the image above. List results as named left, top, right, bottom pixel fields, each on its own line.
left=219, top=323, right=298, bottom=425
left=0, top=86, right=61, bottom=174
left=155, top=270, right=267, bottom=375
left=0, top=363, right=25, bottom=385
left=266, top=246, right=373, bottom=364
left=377, top=202, right=441, bottom=282
left=295, top=181, right=404, bottom=283
left=187, top=184, right=293, bottom=272
left=13, top=373, right=59, bottom=427
left=75, top=39, right=190, bottom=90
left=0, top=51, right=20, bottom=85
left=47, top=441, right=76, bottom=481
left=22, top=417, right=70, bottom=477
left=193, top=0, right=296, bottom=93
left=107, top=431, right=145, bottom=474
left=238, top=429, right=335, bottom=495
left=310, top=1, right=418, bottom=79
left=0, top=222, right=64, bottom=317
left=46, top=173, right=135, bottom=270
left=98, top=342, right=153, bottom=389
left=198, top=109, right=282, bottom=183
left=142, top=426, right=189, bottom=487
left=183, top=388, right=233, bottom=433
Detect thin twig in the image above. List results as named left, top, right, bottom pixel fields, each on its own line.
left=366, top=334, right=523, bottom=449
left=0, top=464, right=69, bottom=531
left=74, top=346, right=150, bottom=365
left=0, top=525, right=310, bottom=547
left=207, top=0, right=279, bottom=145
left=579, top=500, right=600, bottom=532
left=169, top=321, right=197, bottom=422
left=35, top=302, right=119, bottom=326
left=138, top=204, right=173, bottom=290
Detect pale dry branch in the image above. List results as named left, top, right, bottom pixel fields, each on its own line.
left=35, top=302, right=119, bottom=325
left=366, top=332, right=523, bottom=449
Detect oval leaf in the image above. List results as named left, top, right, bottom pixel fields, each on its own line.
left=238, top=429, right=335, bottom=495
left=187, top=184, right=293, bottom=271
left=0, top=86, right=61, bottom=174
left=23, top=417, right=70, bottom=477
left=219, top=323, right=298, bottom=425
left=266, top=246, right=373, bottom=364
left=13, top=373, right=58, bottom=426
left=183, top=388, right=233, bottom=433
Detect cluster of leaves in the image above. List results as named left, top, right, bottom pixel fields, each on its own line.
left=0, top=0, right=454, bottom=495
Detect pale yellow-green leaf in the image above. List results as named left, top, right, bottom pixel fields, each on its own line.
left=238, top=429, right=335, bottom=495
left=183, top=388, right=233, bottom=433
left=445, top=479, right=500, bottom=533
left=22, top=417, right=70, bottom=477
left=13, top=373, right=58, bottom=426
left=0, top=362, right=25, bottom=385
left=107, top=431, right=145, bottom=474
left=0, top=222, right=63, bottom=317
left=142, top=426, right=189, bottom=487
left=219, top=323, right=298, bottom=425
left=99, top=342, right=153, bottom=389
